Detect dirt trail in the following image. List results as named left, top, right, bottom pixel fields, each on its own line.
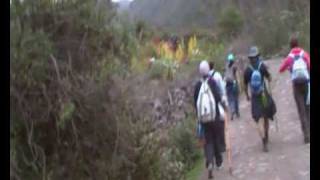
left=199, top=59, right=310, bottom=180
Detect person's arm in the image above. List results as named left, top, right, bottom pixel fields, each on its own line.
left=215, top=73, right=228, bottom=107
left=262, top=63, right=271, bottom=82
left=279, top=57, right=291, bottom=73
left=243, top=67, right=250, bottom=101
left=233, top=66, right=238, bottom=83
left=194, top=81, right=201, bottom=110
left=214, top=73, right=225, bottom=95
left=208, top=79, right=222, bottom=102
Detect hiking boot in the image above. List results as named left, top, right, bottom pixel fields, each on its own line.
left=208, top=169, right=213, bottom=179
left=216, top=162, right=223, bottom=170
left=208, top=163, right=213, bottom=179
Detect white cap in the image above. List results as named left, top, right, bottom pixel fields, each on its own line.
left=199, top=60, right=210, bottom=76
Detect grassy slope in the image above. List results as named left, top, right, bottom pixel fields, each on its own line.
left=185, top=156, right=204, bottom=180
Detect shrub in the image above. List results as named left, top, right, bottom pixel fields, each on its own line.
left=253, top=13, right=289, bottom=56
left=253, top=8, right=309, bottom=56
left=168, top=116, right=201, bottom=173
left=10, top=1, right=183, bottom=179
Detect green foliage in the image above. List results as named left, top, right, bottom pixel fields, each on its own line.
left=168, top=116, right=201, bottom=173
left=253, top=13, right=289, bottom=56
left=190, top=38, right=225, bottom=72
left=147, top=58, right=179, bottom=80
left=185, top=156, right=204, bottom=180
left=218, top=6, right=244, bottom=38
left=10, top=0, right=202, bottom=179
left=253, top=8, right=310, bottom=56
left=58, top=101, right=75, bottom=130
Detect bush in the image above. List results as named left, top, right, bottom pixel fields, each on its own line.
left=253, top=8, right=309, bottom=56
left=168, top=116, right=201, bottom=173
left=10, top=1, right=185, bottom=179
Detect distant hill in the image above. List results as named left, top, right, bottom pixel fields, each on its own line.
left=128, top=0, right=290, bottom=31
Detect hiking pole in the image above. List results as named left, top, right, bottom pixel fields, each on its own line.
left=224, top=107, right=233, bottom=175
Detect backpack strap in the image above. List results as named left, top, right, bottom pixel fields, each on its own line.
left=257, top=61, right=262, bottom=71
left=209, top=70, right=216, bottom=80
left=288, top=53, right=295, bottom=59
left=212, top=70, right=216, bottom=77
left=206, top=77, right=220, bottom=120
left=289, top=50, right=305, bottom=61
left=249, top=61, right=262, bottom=71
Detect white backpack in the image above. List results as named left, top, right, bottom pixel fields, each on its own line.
left=290, top=51, right=309, bottom=81
left=196, top=78, right=216, bottom=123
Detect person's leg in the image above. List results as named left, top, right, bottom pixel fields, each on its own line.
left=227, top=82, right=236, bottom=119
left=221, top=120, right=226, bottom=152
left=210, top=121, right=223, bottom=170
left=303, top=83, right=310, bottom=143
left=305, top=104, right=310, bottom=143
left=293, top=84, right=309, bottom=143
left=203, top=123, right=214, bottom=178
left=234, top=83, right=240, bottom=118
left=203, top=140, right=208, bottom=168
left=235, top=95, right=240, bottom=118
left=230, top=94, right=236, bottom=120
left=263, top=117, right=269, bottom=152
left=255, top=117, right=266, bottom=152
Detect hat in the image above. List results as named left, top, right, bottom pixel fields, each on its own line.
left=248, top=46, right=259, bottom=58
left=227, top=53, right=235, bottom=62
left=199, top=60, right=210, bottom=76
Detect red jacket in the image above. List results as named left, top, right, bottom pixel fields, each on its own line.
left=279, top=47, right=310, bottom=73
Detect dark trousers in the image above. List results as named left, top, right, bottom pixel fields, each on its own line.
left=202, top=121, right=223, bottom=168
left=226, top=82, right=240, bottom=117
left=293, top=82, right=310, bottom=141
left=217, top=120, right=226, bottom=152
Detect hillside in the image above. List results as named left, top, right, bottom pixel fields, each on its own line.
left=128, top=0, right=293, bottom=31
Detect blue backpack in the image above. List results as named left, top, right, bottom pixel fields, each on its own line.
left=249, top=62, right=264, bottom=94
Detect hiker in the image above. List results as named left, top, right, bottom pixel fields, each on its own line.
left=209, top=61, right=227, bottom=152
left=244, top=46, right=276, bottom=152
left=194, top=60, right=227, bottom=179
left=224, top=52, right=240, bottom=120
left=279, top=37, right=310, bottom=144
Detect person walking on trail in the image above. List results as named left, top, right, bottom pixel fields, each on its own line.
left=244, top=46, right=277, bottom=152
left=194, top=60, right=228, bottom=179
left=279, top=37, right=310, bottom=144
left=224, top=53, right=240, bottom=120
left=209, top=61, right=227, bottom=153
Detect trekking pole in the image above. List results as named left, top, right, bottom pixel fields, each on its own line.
left=224, top=107, right=233, bottom=175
